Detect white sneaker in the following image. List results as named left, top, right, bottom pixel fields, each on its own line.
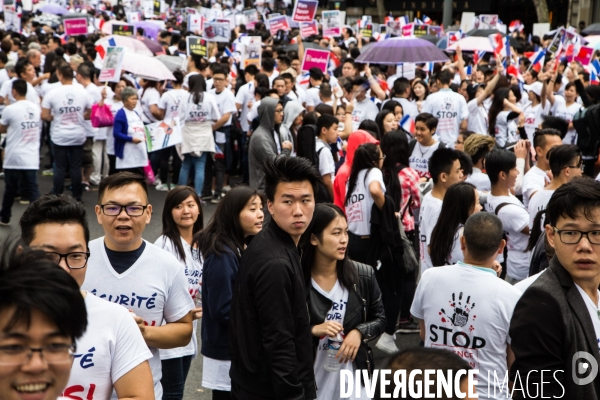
left=155, top=183, right=170, bottom=191
left=222, top=185, right=232, bottom=193
left=375, top=333, right=400, bottom=355
left=153, top=178, right=162, bottom=186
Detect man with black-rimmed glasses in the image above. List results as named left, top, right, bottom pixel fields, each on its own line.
left=81, top=172, right=194, bottom=399
left=19, top=193, right=155, bottom=399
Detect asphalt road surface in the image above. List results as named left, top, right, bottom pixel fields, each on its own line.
left=0, top=155, right=421, bottom=399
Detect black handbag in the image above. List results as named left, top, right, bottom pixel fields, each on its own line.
left=398, top=196, right=419, bottom=274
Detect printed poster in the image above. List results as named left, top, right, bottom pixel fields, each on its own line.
left=322, top=10, right=341, bottom=37
left=413, top=24, right=428, bottom=37
left=153, top=0, right=162, bottom=16
left=188, top=14, right=203, bottom=33
left=268, top=15, right=290, bottom=36
left=428, top=25, right=443, bottom=37
left=291, top=0, right=318, bottom=23
left=446, top=31, right=460, bottom=49
left=112, top=24, right=135, bottom=36
left=573, top=46, right=593, bottom=65
left=402, top=23, right=414, bottom=37
left=145, top=118, right=182, bottom=152
left=241, top=36, right=261, bottom=69
left=203, top=21, right=231, bottom=42
left=386, top=19, right=402, bottom=36
left=126, top=11, right=141, bottom=23
left=478, top=14, right=498, bottom=29
left=301, top=48, right=330, bottom=72
left=300, top=21, right=318, bottom=38
left=142, top=1, right=153, bottom=18
left=99, top=46, right=125, bottom=83
left=4, top=11, right=20, bottom=33
left=243, top=9, right=259, bottom=29
left=360, top=23, right=373, bottom=38
left=186, top=36, right=207, bottom=57
left=63, top=18, right=88, bottom=36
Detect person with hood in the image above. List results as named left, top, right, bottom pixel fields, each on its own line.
left=248, top=97, right=292, bottom=192
left=280, top=100, right=305, bottom=156
left=333, top=130, right=380, bottom=213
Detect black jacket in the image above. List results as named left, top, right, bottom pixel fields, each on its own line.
left=229, top=220, right=317, bottom=400
left=510, top=257, right=600, bottom=398
left=308, top=261, right=386, bottom=378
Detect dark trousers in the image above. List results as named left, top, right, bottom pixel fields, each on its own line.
left=159, top=146, right=182, bottom=185
left=160, top=355, right=193, bottom=400
left=108, top=154, right=117, bottom=176
left=241, top=133, right=249, bottom=184
left=348, top=232, right=371, bottom=264
left=376, top=268, right=403, bottom=335
left=0, top=169, right=39, bottom=222
left=400, top=230, right=418, bottom=321
left=213, top=390, right=232, bottom=400
left=202, top=154, right=225, bottom=198
left=52, top=142, right=83, bottom=201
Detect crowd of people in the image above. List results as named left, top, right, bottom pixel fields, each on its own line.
left=1, top=2, right=600, bottom=400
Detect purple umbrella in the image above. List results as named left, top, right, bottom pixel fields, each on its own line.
left=134, top=21, right=161, bottom=41
left=139, top=36, right=165, bottom=55
left=38, top=4, right=69, bottom=15
left=356, top=37, right=449, bottom=65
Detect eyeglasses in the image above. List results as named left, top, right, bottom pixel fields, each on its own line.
left=0, top=344, right=75, bottom=366
left=564, top=163, right=584, bottom=172
left=43, top=251, right=90, bottom=269
left=552, top=227, right=600, bottom=245
left=275, top=109, right=284, bottom=114
left=99, top=204, right=148, bottom=217
left=213, top=78, right=226, bottom=82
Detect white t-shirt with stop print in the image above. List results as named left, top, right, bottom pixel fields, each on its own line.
left=411, top=262, right=521, bottom=400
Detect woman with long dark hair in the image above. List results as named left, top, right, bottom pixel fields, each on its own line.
left=300, top=203, right=386, bottom=399
left=411, top=79, right=429, bottom=113
left=429, top=182, right=482, bottom=266
left=154, top=186, right=204, bottom=400
left=375, top=109, right=399, bottom=137
left=488, top=87, right=523, bottom=149
left=194, top=186, right=264, bottom=399
left=345, top=143, right=385, bottom=263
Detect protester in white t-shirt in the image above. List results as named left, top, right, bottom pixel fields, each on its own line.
left=235, top=65, right=258, bottom=133
left=0, top=79, right=41, bottom=225
left=522, top=128, right=562, bottom=208
left=137, top=79, right=162, bottom=124
left=419, top=148, right=464, bottom=273
left=422, top=70, right=469, bottom=145
left=484, top=149, right=530, bottom=283
left=412, top=212, right=519, bottom=400
left=81, top=175, right=194, bottom=399
left=315, top=114, right=339, bottom=201
left=488, top=87, right=523, bottom=149
left=22, top=194, right=155, bottom=400
left=409, top=113, right=443, bottom=180
left=522, top=82, right=550, bottom=143
left=41, top=64, right=92, bottom=202
left=350, top=77, right=379, bottom=131
left=463, top=134, right=495, bottom=192
left=466, top=67, right=503, bottom=135
left=153, top=187, right=204, bottom=398
left=560, top=82, right=582, bottom=144
left=345, top=143, right=386, bottom=263
left=0, top=67, right=40, bottom=106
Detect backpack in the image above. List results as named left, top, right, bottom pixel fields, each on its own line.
left=230, top=113, right=244, bottom=142
left=573, top=104, right=600, bottom=160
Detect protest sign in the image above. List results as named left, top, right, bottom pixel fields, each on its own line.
left=573, top=46, right=594, bottom=65
left=268, top=15, right=290, bottom=36
left=300, top=21, right=318, bottom=38
left=385, top=19, right=401, bottom=36
left=112, top=24, right=134, bottom=36
left=143, top=1, right=153, bottom=18
left=203, top=21, right=231, bottom=42
left=428, top=25, right=442, bottom=36
left=186, top=36, right=207, bottom=57
left=478, top=14, right=498, bottom=29
left=413, top=24, right=428, bottom=37
left=145, top=119, right=182, bottom=152
left=243, top=9, right=259, bottom=29
left=291, top=0, right=318, bottom=23
left=402, top=23, right=414, bottom=37
left=460, top=12, right=476, bottom=32
left=301, top=48, right=330, bottom=72
left=547, top=28, right=563, bottom=55
left=217, top=16, right=236, bottom=31
left=64, top=18, right=88, bottom=36
left=153, top=0, right=162, bottom=16
left=4, top=11, right=20, bottom=32
left=360, top=23, right=373, bottom=38
left=188, top=14, right=203, bottom=33
left=185, top=7, right=197, bottom=14
left=126, top=11, right=141, bottom=23
left=446, top=31, right=460, bottom=49
left=397, top=63, right=416, bottom=80
left=322, top=10, right=341, bottom=37
left=532, top=23, right=550, bottom=38
left=241, top=36, right=262, bottom=69
left=99, top=46, right=125, bottom=83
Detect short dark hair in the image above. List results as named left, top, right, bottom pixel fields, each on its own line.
left=457, top=150, right=473, bottom=176
left=533, top=127, right=562, bottom=149
left=20, top=195, right=90, bottom=247
left=393, top=77, right=411, bottom=97
left=309, top=67, right=323, bottom=81
left=548, top=145, right=582, bottom=178
left=540, top=117, right=568, bottom=140
left=435, top=69, right=454, bottom=85
left=429, top=148, right=460, bottom=185
left=15, top=58, right=31, bottom=79
left=486, top=149, right=517, bottom=185
left=415, top=112, right=438, bottom=131
left=211, top=66, right=227, bottom=78
left=98, top=172, right=149, bottom=203
left=546, top=177, right=600, bottom=228
left=352, top=76, right=368, bottom=88
left=463, top=212, right=505, bottom=260
left=77, top=64, right=91, bottom=80
left=58, top=64, right=74, bottom=80
left=261, top=57, right=275, bottom=73
left=263, top=156, right=322, bottom=202
left=316, top=114, right=338, bottom=136
left=0, top=247, right=87, bottom=341
left=244, top=64, right=258, bottom=76
left=11, top=78, right=27, bottom=97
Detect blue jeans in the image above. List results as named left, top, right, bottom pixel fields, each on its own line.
left=0, top=169, right=39, bottom=223
left=179, top=152, right=208, bottom=194
left=160, top=355, right=193, bottom=400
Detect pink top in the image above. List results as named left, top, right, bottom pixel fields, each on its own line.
left=398, top=167, right=421, bottom=232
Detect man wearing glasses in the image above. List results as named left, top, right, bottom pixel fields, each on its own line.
left=82, top=172, right=194, bottom=399
left=510, top=178, right=600, bottom=398
left=19, top=194, right=155, bottom=399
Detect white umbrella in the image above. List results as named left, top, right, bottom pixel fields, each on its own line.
left=101, top=20, right=131, bottom=35
left=95, top=35, right=153, bottom=57
left=447, top=36, right=494, bottom=52
left=122, top=52, right=176, bottom=81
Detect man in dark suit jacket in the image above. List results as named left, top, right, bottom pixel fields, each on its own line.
left=510, top=178, right=600, bottom=399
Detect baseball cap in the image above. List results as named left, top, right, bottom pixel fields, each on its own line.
left=524, top=81, right=543, bottom=97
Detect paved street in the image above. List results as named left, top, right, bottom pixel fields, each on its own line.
left=0, top=152, right=421, bottom=399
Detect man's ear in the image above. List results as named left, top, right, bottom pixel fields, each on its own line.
left=545, top=224, right=556, bottom=249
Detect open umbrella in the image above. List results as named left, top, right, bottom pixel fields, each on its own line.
left=95, top=35, right=154, bottom=57
left=101, top=20, right=130, bottom=35
left=134, top=21, right=161, bottom=41
left=447, top=36, right=494, bottom=52
left=355, top=37, right=449, bottom=65
left=418, top=34, right=440, bottom=45
left=584, top=35, right=600, bottom=49
left=139, top=36, right=165, bottom=55
left=467, top=29, right=503, bottom=37
left=38, top=4, right=69, bottom=15
left=582, top=23, right=600, bottom=36
left=123, top=52, right=175, bottom=81
left=157, top=55, right=186, bottom=72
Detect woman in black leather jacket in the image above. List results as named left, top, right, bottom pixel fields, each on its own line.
left=300, top=203, right=387, bottom=399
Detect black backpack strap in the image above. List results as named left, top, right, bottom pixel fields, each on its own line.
left=494, top=202, right=515, bottom=215
left=409, top=139, right=416, bottom=155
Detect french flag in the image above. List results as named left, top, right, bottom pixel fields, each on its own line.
left=298, top=72, right=310, bottom=86
left=328, top=51, right=341, bottom=73
left=528, top=48, right=546, bottom=71
left=465, top=65, right=472, bottom=76
left=397, top=16, right=409, bottom=27
left=489, top=33, right=506, bottom=58
left=414, top=18, right=424, bottom=25
left=400, top=115, right=415, bottom=134
left=504, top=36, right=511, bottom=67
left=224, top=47, right=233, bottom=57
left=592, top=59, right=600, bottom=76
left=591, top=69, right=600, bottom=85
left=422, top=15, right=432, bottom=25
left=95, top=37, right=116, bottom=59
left=473, top=50, right=485, bottom=65
left=509, top=20, right=523, bottom=33
left=375, top=75, right=389, bottom=93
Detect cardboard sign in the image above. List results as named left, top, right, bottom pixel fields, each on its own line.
left=99, top=46, right=125, bottom=83
left=241, top=36, right=261, bottom=69
left=143, top=1, right=153, bottom=18
left=268, top=15, right=290, bottom=36
left=402, top=23, right=414, bottom=37
left=126, top=11, right=141, bottom=23
left=112, top=24, right=134, bottom=36
left=63, top=18, right=88, bottom=36
left=413, top=24, right=428, bottom=37
left=478, top=14, right=498, bottom=29
left=217, top=16, right=236, bottom=31
left=322, top=10, right=341, bottom=37
left=446, top=31, right=460, bottom=50
left=145, top=118, right=182, bottom=152
left=460, top=12, right=476, bottom=32
left=300, top=21, right=318, bottom=38
left=153, top=0, right=162, bottom=16
left=360, top=23, right=372, bottom=38
left=186, top=36, right=207, bottom=57
left=386, top=19, right=402, bottom=36
left=532, top=23, right=551, bottom=38
left=547, top=29, right=563, bottom=55
left=188, top=14, right=203, bottom=33
left=203, top=21, right=231, bottom=42
left=243, top=9, right=259, bottom=29
left=291, top=0, right=318, bottom=23
left=573, top=46, right=594, bottom=65
left=301, top=48, right=330, bottom=72
left=4, top=10, right=20, bottom=32
left=428, top=25, right=442, bottom=37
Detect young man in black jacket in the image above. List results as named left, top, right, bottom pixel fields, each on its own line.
left=229, top=156, right=321, bottom=400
